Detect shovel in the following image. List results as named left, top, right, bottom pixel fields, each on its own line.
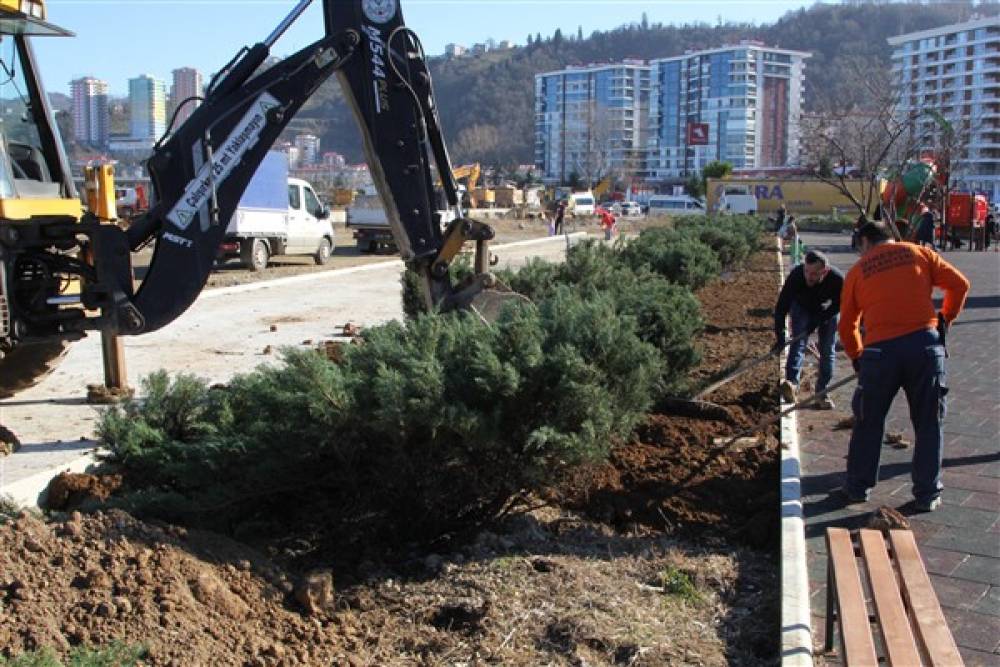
left=716, top=373, right=858, bottom=450
left=695, top=329, right=811, bottom=400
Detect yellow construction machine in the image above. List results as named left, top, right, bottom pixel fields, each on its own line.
left=0, top=0, right=127, bottom=395
left=437, top=162, right=481, bottom=207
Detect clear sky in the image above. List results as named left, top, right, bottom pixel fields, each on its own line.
left=35, top=0, right=816, bottom=97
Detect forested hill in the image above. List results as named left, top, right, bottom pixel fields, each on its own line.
left=291, top=1, right=997, bottom=168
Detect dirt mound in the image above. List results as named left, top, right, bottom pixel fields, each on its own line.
left=43, top=473, right=123, bottom=511
left=86, top=384, right=136, bottom=405
left=555, top=411, right=780, bottom=549
left=0, top=509, right=344, bottom=665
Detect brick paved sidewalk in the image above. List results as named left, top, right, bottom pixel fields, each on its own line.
left=790, top=232, right=1000, bottom=666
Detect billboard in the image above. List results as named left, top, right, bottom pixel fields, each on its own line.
left=686, top=122, right=709, bottom=146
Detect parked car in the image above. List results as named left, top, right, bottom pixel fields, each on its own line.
left=611, top=201, right=643, bottom=217
left=567, top=191, right=596, bottom=217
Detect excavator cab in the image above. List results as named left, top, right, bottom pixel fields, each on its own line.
left=0, top=0, right=76, bottom=209
left=0, top=0, right=84, bottom=397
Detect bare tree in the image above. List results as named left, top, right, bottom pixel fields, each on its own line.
left=800, top=58, right=922, bottom=221
left=572, top=100, right=614, bottom=188
left=452, top=124, right=502, bottom=164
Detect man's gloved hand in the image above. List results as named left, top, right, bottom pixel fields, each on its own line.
left=851, top=357, right=861, bottom=373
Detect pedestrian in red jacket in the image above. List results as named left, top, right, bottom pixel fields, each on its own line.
left=598, top=207, right=617, bottom=240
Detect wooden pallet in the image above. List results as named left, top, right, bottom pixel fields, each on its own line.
left=824, top=528, right=964, bottom=666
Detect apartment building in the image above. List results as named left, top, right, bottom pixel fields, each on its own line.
left=70, top=77, right=109, bottom=148
left=170, top=67, right=203, bottom=127
left=534, top=61, right=651, bottom=183
left=889, top=16, right=1000, bottom=200
left=129, top=74, right=167, bottom=141
left=645, top=43, right=809, bottom=180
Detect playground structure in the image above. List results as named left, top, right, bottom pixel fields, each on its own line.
left=881, top=157, right=988, bottom=246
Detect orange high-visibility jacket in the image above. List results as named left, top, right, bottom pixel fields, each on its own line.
left=839, top=242, right=970, bottom=360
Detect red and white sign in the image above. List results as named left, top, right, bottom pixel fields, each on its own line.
left=687, top=122, right=709, bottom=146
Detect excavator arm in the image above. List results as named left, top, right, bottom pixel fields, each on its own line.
left=0, top=0, right=510, bottom=363
left=94, top=0, right=498, bottom=336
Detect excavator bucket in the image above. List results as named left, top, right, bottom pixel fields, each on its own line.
left=466, top=285, right=531, bottom=323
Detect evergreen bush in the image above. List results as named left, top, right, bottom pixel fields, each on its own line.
left=99, top=292, right=662, bottom=542
left=619, top=230, right=721, bottom=290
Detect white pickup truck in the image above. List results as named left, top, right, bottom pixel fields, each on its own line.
left=347, top=194, right=455, bottom=253
left=219, top=151, right=336, bottom=271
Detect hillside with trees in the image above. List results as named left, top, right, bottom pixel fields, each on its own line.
left=290, top=1, right=997, bottom=170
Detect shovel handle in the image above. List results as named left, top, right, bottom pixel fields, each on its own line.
left=716, top=373, right=859, bottom=450
left=695, top=329, right=812, bottom=400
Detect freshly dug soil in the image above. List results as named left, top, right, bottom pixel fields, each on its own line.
left=0, top=508, right=776, bottom=666
left=554, top=250, right=782, bottom=549
left=86, top=384, right=136, bottom=405
left=0, top=510, right=344, bottom=666
left=0, top=424, right=20, bottom=457
left=44, top=473, right=123, bottom=512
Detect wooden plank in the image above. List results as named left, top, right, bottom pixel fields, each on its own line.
left=826, top=528, right=879, bottom=666
left=859, top=530, right=922, bottom=666
left=889, top=529, right=965, bottom=667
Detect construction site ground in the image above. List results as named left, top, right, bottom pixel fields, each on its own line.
left=792, top=232, right=1000, bottom=665
left=135, top=217, right=574, bottom=290
left=0, top=232, right=782, bottom=666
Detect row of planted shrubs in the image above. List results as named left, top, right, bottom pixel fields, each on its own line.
left=96, top=216, right=762, bottom=545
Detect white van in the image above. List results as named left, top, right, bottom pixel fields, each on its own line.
left=567, top=191, right=595, bottom=216
left=220, top=152, right=336, bottom=271
left=718, top=193, right=757, bottom=215
left=647, top=195, right=706, bottom=216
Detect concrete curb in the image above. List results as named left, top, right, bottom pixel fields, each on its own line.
left=778, top=240, right=815, bottom=666
left=201, top=232, right=589, bottom=299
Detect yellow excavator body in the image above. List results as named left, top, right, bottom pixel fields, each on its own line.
left=0, top=0, right=117, bottom=398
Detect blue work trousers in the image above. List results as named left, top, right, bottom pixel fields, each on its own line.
left=845, top=329, right=948, bottom=503
left=785, top=302, right=838, bottom=392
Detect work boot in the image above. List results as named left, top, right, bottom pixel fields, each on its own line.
left=779, top=380, right=797, bottom=403
left=831, top=486, right=868, bottom=505
left=814, top=395, right=836, bottom=410
left=913, top=496, right=942, bottom=513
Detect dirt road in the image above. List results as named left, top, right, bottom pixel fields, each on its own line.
left=129, top=218, right=562, bottom=290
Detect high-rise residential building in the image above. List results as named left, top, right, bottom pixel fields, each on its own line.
left=129, top=74, right=167, bottom=141
left=645, top=42, right=809, bottom=180
left=70, top=77, right=110, bottom=147
left=444, top=43, right=466, bottom=58
left=294, top=133, right=321, bottom=165
left=170, top=67, right=203, bottom=127
left=889, top=16, right=1000, bottom=200
left=323, top=152, right=346, bottom=169
left=534, top=61, right=652, bottom=184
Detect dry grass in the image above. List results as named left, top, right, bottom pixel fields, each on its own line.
left=329, top=507, right=776, bottom=666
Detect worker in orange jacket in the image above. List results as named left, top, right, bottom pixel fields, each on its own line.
left=837, top=221, right=970, bottom=512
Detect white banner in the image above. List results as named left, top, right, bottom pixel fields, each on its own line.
left=167, top=92, right=281, bottom=231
